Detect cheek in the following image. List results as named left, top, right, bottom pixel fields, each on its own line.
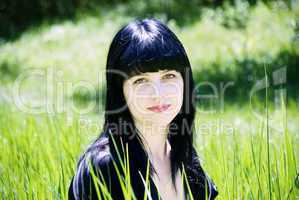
left=123, top=86, right=138, bottom=111
left=123, top=83, right=150, bottom=117
left=164, top=82, right=184, bottom=102
left=128, top=89, right=150, bottom=113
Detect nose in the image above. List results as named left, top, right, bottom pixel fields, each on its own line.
left=152, top=81, right=164, bottom=102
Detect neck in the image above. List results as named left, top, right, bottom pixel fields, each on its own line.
left=134, top=120, right=171, bottom=161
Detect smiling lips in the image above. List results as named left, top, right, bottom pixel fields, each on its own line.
left=147, top=104, right=171, bottom=113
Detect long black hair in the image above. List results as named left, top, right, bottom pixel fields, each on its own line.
left=102, top=18, right=196, bottom=193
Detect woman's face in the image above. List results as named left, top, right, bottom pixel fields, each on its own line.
left=123, top=69, right=184, bottom=126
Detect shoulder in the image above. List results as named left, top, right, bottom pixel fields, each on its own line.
left=76, top=132, right=112, bottom=177
left=68, top=132, right=118, bottom=200
left=81, top=131, right=111, bottom=167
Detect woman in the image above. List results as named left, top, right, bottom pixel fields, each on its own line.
left=68, top=18, right=218, bottom=200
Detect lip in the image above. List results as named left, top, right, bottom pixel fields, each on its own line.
left=147, top=104, right=171, bottom=113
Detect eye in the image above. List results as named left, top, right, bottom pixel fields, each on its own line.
left=163, top=73, right=176, bottom=79
left=133, top=78, right=147, bottom=85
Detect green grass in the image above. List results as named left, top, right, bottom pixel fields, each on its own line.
left=194, top=104, right=299, bottom=199
left=0, top=1, right=298, bottom=199
left=0, top=101, right=298, bottom=199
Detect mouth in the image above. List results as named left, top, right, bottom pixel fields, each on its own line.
left=147, top=104, right=171, bottom=113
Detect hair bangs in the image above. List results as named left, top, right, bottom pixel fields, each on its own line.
left=117, top=29, right=188, bottom=79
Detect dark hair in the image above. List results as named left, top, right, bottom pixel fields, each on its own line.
left=102, top=18, right=196, bottom=192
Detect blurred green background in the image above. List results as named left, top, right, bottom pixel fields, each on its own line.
left=0, top=0, right=298, bottom=199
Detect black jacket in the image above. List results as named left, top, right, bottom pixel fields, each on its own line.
left=68, top=131, right=218, bottom=200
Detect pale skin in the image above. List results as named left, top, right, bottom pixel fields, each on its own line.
left=123, top=69, right=186, bottom=200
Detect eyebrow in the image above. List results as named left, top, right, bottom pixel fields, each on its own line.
left=140, top=70, right=172, bottom=76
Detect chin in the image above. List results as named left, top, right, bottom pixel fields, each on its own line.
left=148, top=116, right=174, bottom=126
